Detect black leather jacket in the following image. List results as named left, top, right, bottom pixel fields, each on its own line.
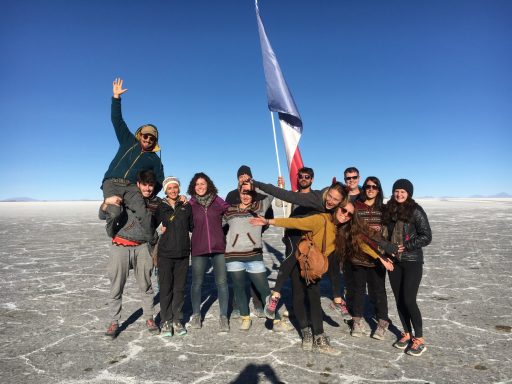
left=387, top=206, right=432, bottom=263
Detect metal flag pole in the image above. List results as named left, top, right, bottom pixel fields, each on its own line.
left=270, top=112, right=287, bottom=224
left=270, top=111, right=282, bottom=179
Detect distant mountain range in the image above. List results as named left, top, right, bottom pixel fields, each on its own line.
left=0, top=197, right=99, bottom=202
left=468, top=192, right=512, bottom=198
left=1, top=193, right=511, bottom=202
left=1, top=197, right=40, bottom=202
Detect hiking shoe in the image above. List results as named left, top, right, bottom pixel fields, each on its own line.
left=189, top=314, right=202, bottom=329
left=330, top=300, right=352, bottom=321
left=160, top=320, right=173, bottom=337
left=219, top=316, right=230, bottom=333
left=146, top=319, right=159, bottom=333
left=313, top=334, right=341, bottom=356
left=407, top=337, right=427, bottom=356
left=264, top=295, right=279, bottom=319
left=351, top=317, right=367, bottom=337
left=239, top=316, right=252, bottom=331
left=252, top=306, right=266, bottom=318
left=231, top=309, right=241, bottom=319
left=105, top=321, right=119, bottom=338
left=393, top=332, right=411, bottom=350
left=273, top=319, right=294, bottom=332
left=372, top=319, right=389, bottom=340
left=301, top=327, right=313, bottom=351
left=173, top=321, right=187, bottom=336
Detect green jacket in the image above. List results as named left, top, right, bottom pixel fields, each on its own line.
left=102, top=97, right=164, bottom=193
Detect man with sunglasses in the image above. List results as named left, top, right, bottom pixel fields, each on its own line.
left=344, top=167, right=363, bottom=203
left=275, top=167, right=314, bottom=216
left=101, top=78, right=164, bottom=242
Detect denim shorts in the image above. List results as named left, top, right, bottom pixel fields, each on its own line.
left=226, top=260, right=266, bottom=273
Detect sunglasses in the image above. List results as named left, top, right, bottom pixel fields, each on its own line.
left=141, top=133, right=156, bottom=142
left=344, top=175, right=358, bottom=181
left=339, top=206, right=353, bottom=218
left=364, top=184, right=379, bottom=191
left=298, top=174, right=312, bottom=180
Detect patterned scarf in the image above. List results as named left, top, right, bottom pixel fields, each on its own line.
left=195, top=193, right=215, bottom=208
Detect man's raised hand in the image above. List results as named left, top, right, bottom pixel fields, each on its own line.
left=112, top=78, right=128, bottom=98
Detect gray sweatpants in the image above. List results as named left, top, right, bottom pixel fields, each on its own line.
left=107, top=243, right=155, bottom=322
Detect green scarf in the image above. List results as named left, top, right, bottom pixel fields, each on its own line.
left=195, top=193, right=215, bottom=208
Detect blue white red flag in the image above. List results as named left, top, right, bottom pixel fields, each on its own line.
left=255, top=0, right=304, bottom=191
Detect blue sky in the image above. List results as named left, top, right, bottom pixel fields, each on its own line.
left=1, top=0, right=511, bottom=200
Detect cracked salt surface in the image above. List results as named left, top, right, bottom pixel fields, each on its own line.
left=0, top=199, right=511, bottom=383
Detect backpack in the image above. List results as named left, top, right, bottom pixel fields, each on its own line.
left=295, top=216, right=328, bottom=285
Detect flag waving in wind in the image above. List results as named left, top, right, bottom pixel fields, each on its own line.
left=255, top=0, right=304, bottom=192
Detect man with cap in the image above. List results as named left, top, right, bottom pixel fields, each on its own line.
left=225, top=165, right=273, bottom=318
left=101, top=78, right=164, bottom=242
left=100, top=170, right=162, bottom=338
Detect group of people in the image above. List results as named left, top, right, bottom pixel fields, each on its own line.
left=99, top=78, right=432, bottom=358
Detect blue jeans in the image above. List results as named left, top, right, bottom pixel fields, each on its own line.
left=191, top=253, right=229, bottom=318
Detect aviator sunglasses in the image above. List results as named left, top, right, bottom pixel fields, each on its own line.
left=141, top=133, right=156, bottom=142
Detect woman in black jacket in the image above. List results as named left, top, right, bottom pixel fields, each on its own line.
left=383, top=179, right=432, bottom=356
left=155, top=176, right=193, bottom=337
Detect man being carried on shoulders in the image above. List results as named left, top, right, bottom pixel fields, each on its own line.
left=101, top=78, right=164, bottom=242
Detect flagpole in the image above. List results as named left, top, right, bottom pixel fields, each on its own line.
left=270, top=111, right=282, bottom=179
left=270, top=112, right=287, bottom=224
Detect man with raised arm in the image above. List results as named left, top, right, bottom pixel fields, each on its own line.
left=101, top=78, right=164, bottom=241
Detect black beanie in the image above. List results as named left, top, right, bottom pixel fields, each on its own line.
left=237, top=165, right=252, bottom=178
left=392, top=179, right=414, bottom=197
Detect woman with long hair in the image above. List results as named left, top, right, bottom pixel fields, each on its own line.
left=251, top=181, right=350, bottom=321
left=338, top=176, right=395, bottom=340
left=187, top=172, right=230, bottom=332
left=251, top=191, right=355, bottom=356
left=382, top=179, right=432, bottom=356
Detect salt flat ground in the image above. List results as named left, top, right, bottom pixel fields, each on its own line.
left=0, top=199, right=511, bottom=384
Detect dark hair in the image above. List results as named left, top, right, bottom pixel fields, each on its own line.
left=137, top=170, right=156, bottom=185
left=297, top=167, right=314, bottom=178
left=335, top=209, right=366, bottom=264
left=187, top=172, right=218, bottom=197
left=344, top=167, right=359, bottom=177
left=382, top=194, right=418, bottom=224
left=238, top=183, right=256, bottom=201
left=361, top=176, right=384, bottom=208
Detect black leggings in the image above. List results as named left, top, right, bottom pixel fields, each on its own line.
left=388, top=261, right=423, bottom=337
left=347, top=262, right=389, bottom=321
left=289, top=264, right=324, bottom=335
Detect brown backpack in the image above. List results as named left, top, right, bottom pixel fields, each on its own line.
left=295, top=217, right=328, bottom=285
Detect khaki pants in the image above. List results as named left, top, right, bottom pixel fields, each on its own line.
left=107, top=243, right=154, bottom=322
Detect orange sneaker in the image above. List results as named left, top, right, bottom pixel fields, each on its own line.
left=407, top=337, right=427, bottom=356
left=393, top=332, right=411, bottom=349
